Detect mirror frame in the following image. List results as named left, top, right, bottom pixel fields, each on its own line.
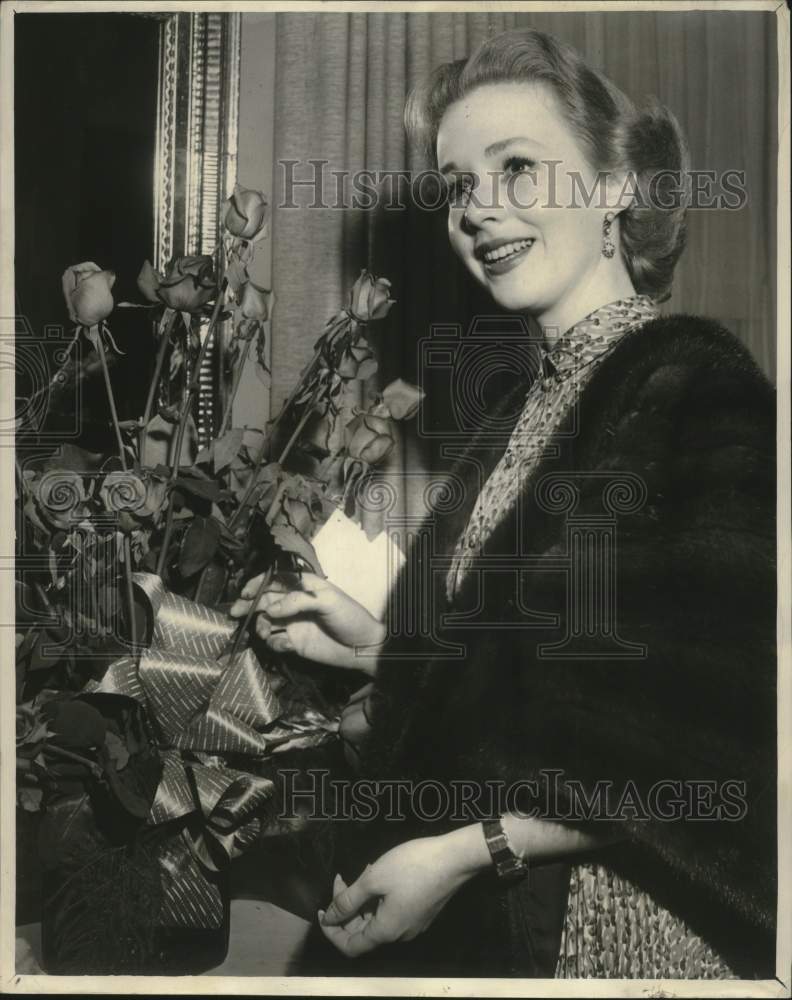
left=153, top=11, right=242, bottom=443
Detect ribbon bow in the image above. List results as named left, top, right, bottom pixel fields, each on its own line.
left=86, top=572, right=332, bottom=929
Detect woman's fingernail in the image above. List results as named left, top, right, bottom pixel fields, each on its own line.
left=317, top=909, right=326, bottom=925
left=333, top=873, right=343, bottom=895
left=268, top=600, right=283, bottom=613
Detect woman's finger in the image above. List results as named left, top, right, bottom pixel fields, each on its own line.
left=346, top=682, right=374, bottom=706
left=319, top=911, right=390, bottom=957
left=241, top=576, right=287, bottom=600
left=265, top=590, right=323, bottom=619
left=297, top=571, right=330, bottom=593
left=267, top=630, right=294, bottom=654
left=230, top=588, right=286, bottom=619
left=322, top=871, right=375, bottom=926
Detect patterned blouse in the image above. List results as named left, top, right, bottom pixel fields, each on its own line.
left=447, top=295, right=659, bottom=602
left=447, top=295, right=736, bottom=979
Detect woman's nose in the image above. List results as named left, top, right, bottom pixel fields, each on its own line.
left=462, top=172, right=505, bottom=230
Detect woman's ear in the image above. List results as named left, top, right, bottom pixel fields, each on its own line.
left=604, top=168, right=638, bottom=216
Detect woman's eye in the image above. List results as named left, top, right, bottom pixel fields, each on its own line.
left=504, top=156, right=537, bottom=177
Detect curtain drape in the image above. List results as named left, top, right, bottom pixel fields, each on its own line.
left=270, top=10, right=777, bottom=526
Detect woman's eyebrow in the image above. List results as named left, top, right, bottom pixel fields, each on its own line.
left=440, top=135, right=547, bottom=173
left=484, top=135, right=545, bottom=157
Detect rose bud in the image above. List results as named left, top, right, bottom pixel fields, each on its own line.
left=348, top=270, right=395, bottom=322
left=62, top=262, right=116, bottom=326
left=137, top=256, right=216, bottom=313
left=380, top=378, right=425, bottom=420
left=344, top=413, right=396, bottom=465
left=238, top=280, right=270, bottom=320
left=223, top=183, right=269, bottom=240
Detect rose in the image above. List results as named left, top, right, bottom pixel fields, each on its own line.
left=99, top=470, right=168, bottom=531
left=336, top=341, right=377, bottom=381
left=61, top=262, right=116, bottom=326
left=32, top=470, right=91, bottom=531
left=137, top=255, right=216, bottom=312
left=344, top=413, right=396, bottom=465
left=223, top=183, right=269, bottom=240
left=348, top=270, right=395, bottom=322
left=379, top=378, right=425, bottom=420
left=269, top=496, right=317, bottom=536
left=238, top=280, right=270, bottom=320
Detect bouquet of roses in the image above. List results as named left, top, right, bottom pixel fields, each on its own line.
left=15, top=180, right=425, bottom=973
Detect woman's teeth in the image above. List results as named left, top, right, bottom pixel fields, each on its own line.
left=483, top=239, right=534, bottom=263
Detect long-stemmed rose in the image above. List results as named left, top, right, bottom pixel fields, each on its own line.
left=154, top=259, right=227, bottom=579
left=60, top=260, right=139, bottom=644
left=343, top=413, right=396, bottom=465
left=99, top=470, right=168, bottom=533
left=136, top=257, right=217, bottom=467
left=227, top=270, right=394, bottom=536
left=137, top=255, right=216, bottom=313
left=62, top=262, right=116, bottom=327
left=24, top=265, right=119, bottom=417
left=348, top=270, right=395, bottom=323
left=139, top=308, right=181, bottom=467
left=217, top=280, right=272, bottom=438
left=223, top=184, right=269, bottom=241
left=375, top=378, right=426, bottom=421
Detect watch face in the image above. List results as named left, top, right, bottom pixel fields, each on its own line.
left=483, top=821, right=528, bottom=880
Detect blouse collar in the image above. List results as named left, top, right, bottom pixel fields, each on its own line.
left=540, top=294, right=660, bottom=382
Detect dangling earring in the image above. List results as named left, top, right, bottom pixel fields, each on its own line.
left=601, top=211, right=616, bottom=259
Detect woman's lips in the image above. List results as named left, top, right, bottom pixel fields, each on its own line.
left=482, top=240, right=535, bottom=276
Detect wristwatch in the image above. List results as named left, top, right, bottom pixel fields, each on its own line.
left=482, top=818, right=529, bottom=882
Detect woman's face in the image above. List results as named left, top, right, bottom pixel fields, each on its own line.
left=437, top=82, right=620, bottom=331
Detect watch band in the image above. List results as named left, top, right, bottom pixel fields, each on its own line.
left=482, top=819, right=529, bottom=882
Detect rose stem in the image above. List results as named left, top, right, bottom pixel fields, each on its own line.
left=221, top=565, right=273, bottom=668
left=122, top=536, right=138, bottom=653
left=94, top=327, right=127, bottom=472
left=276, top=383, right=323, bottom=466
left=139, top=307, right=180, bottom=466
left=44, top=742, right=103, bottom=779
left=216, top=330, right=254, bottom=438
left=228, top=318, right=350, bottom=534
left=193, top=325, right=255, bottom=602
left=94, top=326, right=139, bottom=645
left=156, top=278, right=229, bottom=579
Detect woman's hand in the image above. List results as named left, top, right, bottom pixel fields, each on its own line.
left=319, top=827, right=490, bottom=957
left=339, top=683, right=374, bottom=769
left=229, top=571, right=386, bottom=673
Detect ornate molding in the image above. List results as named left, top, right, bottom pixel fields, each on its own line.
left=153, top=12, right=241, bottom=444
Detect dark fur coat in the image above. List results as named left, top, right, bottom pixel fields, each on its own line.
left=324, top=315, right=777, bottom=978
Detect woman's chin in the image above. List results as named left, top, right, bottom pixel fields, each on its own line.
left=487, top=283, right=544, bottom=314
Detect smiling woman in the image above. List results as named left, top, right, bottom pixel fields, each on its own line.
left=436, top=83, right=643, bottom=330
left=251, top=27, right=777, bottom=981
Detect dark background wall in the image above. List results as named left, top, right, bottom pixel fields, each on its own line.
left=15, top=13, right=160, bottom=449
